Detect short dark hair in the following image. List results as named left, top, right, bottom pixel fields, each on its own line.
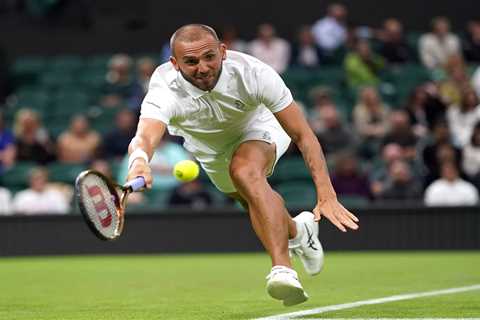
left=170, top=24, right=219, bottom=57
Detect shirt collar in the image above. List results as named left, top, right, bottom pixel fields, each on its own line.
left=177, top=63, right=230, bottom=99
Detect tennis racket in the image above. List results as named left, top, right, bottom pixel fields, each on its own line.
left=75, top=170, right=145, bottom=241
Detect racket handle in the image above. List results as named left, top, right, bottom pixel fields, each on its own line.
left=124, top=176, right=146, bottom=192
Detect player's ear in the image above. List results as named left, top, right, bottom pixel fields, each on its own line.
left=170, top=56, right=180, bottom=71
left=220, top=43, right=227, bottom=60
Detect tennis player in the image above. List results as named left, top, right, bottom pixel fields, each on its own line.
left=127, top=24, right=359, bottom=306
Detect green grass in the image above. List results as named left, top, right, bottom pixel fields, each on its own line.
left=0, top=252, right=479, bottom=320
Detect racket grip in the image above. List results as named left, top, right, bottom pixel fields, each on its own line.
left=125, top=176, right=146, bottom=192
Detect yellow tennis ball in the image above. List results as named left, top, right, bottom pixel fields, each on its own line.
left=173, top=160, right=200, bottom=182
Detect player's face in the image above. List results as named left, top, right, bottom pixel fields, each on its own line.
left=171, top=37, right=226, bottom=91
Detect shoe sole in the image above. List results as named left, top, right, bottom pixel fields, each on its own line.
left=267, top=280, right=309, bottom=306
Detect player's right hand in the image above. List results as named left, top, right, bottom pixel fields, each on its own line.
left=127, top=158, right=153, bottom=189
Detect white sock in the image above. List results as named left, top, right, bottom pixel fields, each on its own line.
left=288, top=219, right=304, bottom=248
left=270, top=265, right=297, bottom=276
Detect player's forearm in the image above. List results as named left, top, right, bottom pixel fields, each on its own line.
left=128, top=135, right=155, bottom=160
left=128, top=118, right=166, bottom=161
left=295, top=131, right=337, bottom=202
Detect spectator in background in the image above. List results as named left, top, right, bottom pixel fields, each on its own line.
left=14, top=108, right=55, bottom=164
left=128, top=57, right=157, bottom=112
left=463, top=20, right=480, bottom=63
left=57, top=114, right=100, bottom=163
left=249, top=23, right=291, bottom=74
left=330, top=151, right=371, bottom=199
left=424, top=160, right=478, bottom=206
left=290, top=25, right=322, bottom=69
left=307, top=86, right=335, bottom=132
left=382, top=110, right=418, bottom=160
left=314, top=104, right=357, bottom=157
left=404, top=83, right=447, bottom=135
left=344, top=39, right=385, bottom=88
left=369, top=143, right=404, bottom=197
left=472, top=66, right=480, bottom=99
left=101, top=54, right=134, bottom=108
left=438, top=54, right=469, bottom=106
left=0, top=187, right=12, bottom=215
left=309, top=85, right=334, bottom=108
left=220, top=26, right=247, bottom=53
left=102, top=109, right=137, bottom=159
left=462, top=122, right=480, bottom=184
left=422, top=120, right=463, bottom=186
left=168, top=180, right=213, bottom=209
left=0, top=111, right=16, bottom=172
left=377, top=159, right=423, bottom=202
left=353, top=86, right=390, bottom=145
left=419, top=17, right=461, bottom=69
left=311, top=3, right=348, bottom=53
left=447, top=87, right=480, bottom=147
left=377, top=18, right=411, bottom=64
left=12, top=167, right=69, bottom=215
left=118, top=135, right=190, bottom=192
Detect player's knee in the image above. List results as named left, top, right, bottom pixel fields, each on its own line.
left=229, top=161, right=263, bottom=187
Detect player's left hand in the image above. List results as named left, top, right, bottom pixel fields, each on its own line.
left=313, top=197, right=359, bottom=232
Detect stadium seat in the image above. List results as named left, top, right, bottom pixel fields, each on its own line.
left=338, top=195, right=369, bottom=209
left=47, top=162, right=87, bottom=185
left=12, top=56, right=48, bottom=87
left=270, top=156, right=310, bottom=184
left=276, top=181, right=316, bottom=210
left=89, top=107, right=119, bottom=134
left=406, top=32, right=421, bottom=62
left=0, top=161, right=37, bottom=192
left=47, top=55, right=84, bottom=72
left=77, top=69, right=106, bottom=93
left=52, top=91, right=92, bottom=117
left=39, top=70, right=76, bottom=89
left=11, top=88, right=51, bottom=116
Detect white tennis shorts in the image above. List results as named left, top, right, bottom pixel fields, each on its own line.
left=200, top=119, right=291, bottom=193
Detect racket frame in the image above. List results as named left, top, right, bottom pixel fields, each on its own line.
left=75, top=170, right=130, bottom=241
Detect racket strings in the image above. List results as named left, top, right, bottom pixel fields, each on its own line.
left=80, top=174, right=119, bottom=238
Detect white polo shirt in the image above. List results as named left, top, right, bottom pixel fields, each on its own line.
left=140, top=50, right=293, bottom=164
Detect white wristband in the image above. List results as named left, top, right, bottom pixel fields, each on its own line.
left=128, top=149, right=149, bottom=169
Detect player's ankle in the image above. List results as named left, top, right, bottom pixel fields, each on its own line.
left=288, top=220, right=304, bottom=247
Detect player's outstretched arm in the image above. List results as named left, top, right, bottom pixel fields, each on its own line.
left=127, top=118, right=166, bottom=188
left=274, top=102, right=359, bottom=232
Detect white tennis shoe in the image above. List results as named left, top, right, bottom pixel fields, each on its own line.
left=289, top=211, right=324, bottom=276
left=266, top=266, right=309, bottom=306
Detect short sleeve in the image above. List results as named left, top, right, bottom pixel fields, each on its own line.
left=256, top=64, right=293, bottom=113
left=140, top=88, right=175, bottom=125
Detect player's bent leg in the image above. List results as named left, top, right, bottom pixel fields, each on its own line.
left=227, top=191, right=297, bottom=240
left=228, top=141, right=309, bottom=306
left=229, top=140, right=292, bottom=267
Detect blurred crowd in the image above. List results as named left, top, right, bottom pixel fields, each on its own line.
left=1, top=3, right=480, bottom=214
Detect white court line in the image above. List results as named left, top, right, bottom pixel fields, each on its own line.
left=300, top=319, right=480, bottom=320
left=254, top=284, right=480, bottom=320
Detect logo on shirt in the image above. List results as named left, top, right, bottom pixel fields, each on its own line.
left=235, top=100, right=246, bottom=110
left=262, top=131, right=271, bottom=141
